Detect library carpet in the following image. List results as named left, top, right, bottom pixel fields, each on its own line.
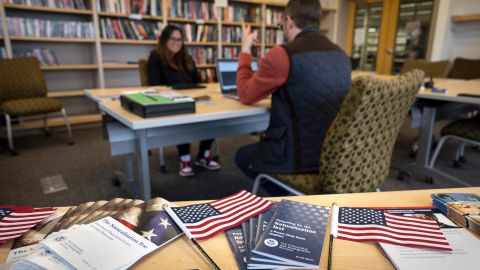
left=0, top=121, right=479, bottom=207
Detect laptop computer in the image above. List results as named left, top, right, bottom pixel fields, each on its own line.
left=216, top=59, right=258, bottom=99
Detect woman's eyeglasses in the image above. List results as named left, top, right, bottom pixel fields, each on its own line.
left=168, top=37, right=183, bottom=43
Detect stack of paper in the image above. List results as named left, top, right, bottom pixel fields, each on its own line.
left=225, top=200, right=330, bottom=270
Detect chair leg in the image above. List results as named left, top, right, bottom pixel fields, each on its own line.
left=5, top=114, right=17, bottom=156
left=159, top=147, right=168, bottom=173
left=43, top=113, right=51, bottom=137
left=428, top=136, right=449, bottom=168
left=214, top=138, right=221, bottom=161
left=61, top=108, right=74, bottom=145
left=252, top=174, right=305, bottom=196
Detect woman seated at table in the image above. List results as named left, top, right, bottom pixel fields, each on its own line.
left=147, top=25, right=221, bottom=177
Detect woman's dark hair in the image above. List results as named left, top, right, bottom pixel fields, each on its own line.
left=155, top=25, right=194, bottom=71
left=285, top=0, right=322, bottom=29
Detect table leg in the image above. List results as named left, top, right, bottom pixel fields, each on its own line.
left=136, top=129, right=152, bottom=200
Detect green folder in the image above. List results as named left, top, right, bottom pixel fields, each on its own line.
left=120, top=93, right=195, bottom=118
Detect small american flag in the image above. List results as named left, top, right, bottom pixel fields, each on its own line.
left=0, top=206, right=56, bottom=245
left=167, top=190, right=272, bottom=240
left=332, top=207, right=451, bottom=251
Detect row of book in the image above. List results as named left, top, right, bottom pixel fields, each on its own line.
left=6, top=0, right=87, bottom=10
left=95, top=0, right=162, bottom=16
left=0, top=47, right=6, bottom=58
left=199, top=68, right=216, bottom=83
left=432, top=193, right=480, bottom=236
left=13, top=48, right=59, bottom=65
left=100, top=18, right=163, bottom=40
left=223, top=46, right=259, bottom=59
left=188, top=47, right=217, bottom=65
left=265, top=8, right=284, bottom=26
left=178, top=23, right=217, bottom=42
left=222, top=4, right=261, bottom=24
left=169, top=0, right=217, bottom=20
left=7, top=17, right=95, bottom=39
left=265, top=29, right=284, bottom=44
left=221, top=26, right=243, bottom=43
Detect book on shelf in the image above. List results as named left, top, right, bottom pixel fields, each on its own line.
left=13, top=48, right=59, bottom=65
left=6, top=0, right=88, bottom=10
left=176, top=23, right=217, bottom=42
left=222, top=3, right=261, bottom=24
left=169, top=0, right=218, bottom=20
left=265, top=29, right=284, bottom=45
left=199, top=68, right=216, bottom=83
left=188, top=47, right=217, bottom=65
left=96, top=0, right=162, bottom=16
left=7, top=17, right=95, bottom=39
left=265, top=7, right=283, bottom=26
left=222, top=47, right=238, bottom=59
left=222, top=26, right=242, bottom=43
left=100, top=18, right=164, bottom=40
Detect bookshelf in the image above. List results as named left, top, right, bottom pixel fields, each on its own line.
left=0, top=0, right=341, bottom=127
left=451, top=14, right=480, bottom=23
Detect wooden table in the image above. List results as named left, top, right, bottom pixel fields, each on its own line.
left=2, top=187, right=479, bottom=269
left=85, top=84, right=271, bottom=200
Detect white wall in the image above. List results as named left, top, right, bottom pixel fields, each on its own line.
left=430, top=0, right=480, bottom=61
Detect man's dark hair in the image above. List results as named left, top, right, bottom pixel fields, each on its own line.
left=285, top=0, right=322, bottom=29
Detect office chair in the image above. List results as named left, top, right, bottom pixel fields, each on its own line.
left=138, top=59, right=221, bottom=173
left=400, top=59, right=450, bottom=78
left=0, top=57, right=73, bottom=155
left=252, top=70, right=425, bottom=195
left=428, top=116, right=480, bottom=186
left=448, top=58, right=480, bottom=80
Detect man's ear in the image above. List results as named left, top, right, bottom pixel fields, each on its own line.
left=285, top=15, right=295, bottom=30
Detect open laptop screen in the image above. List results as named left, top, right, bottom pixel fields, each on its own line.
left=217, top=60, right=258, bottom=92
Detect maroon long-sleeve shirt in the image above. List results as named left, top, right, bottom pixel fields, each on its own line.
left=236, top=46, right=290, bottom=104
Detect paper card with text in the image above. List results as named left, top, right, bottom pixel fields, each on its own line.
left=40, top=217, right=156, bottom=270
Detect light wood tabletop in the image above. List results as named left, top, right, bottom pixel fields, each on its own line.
left=2, top=187, right=479, bottom=269
left=85, top=84, right=271, bottom=130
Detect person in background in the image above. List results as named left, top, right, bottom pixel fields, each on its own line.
left=234, top=0, right=352, bottom=193
left=147, top=25, right=221, bottom=177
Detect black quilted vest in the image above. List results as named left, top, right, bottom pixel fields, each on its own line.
left=251, top=28, right=351, bottom=174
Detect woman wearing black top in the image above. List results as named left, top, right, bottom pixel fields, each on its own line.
left=147, top=25, right=220, bottom=177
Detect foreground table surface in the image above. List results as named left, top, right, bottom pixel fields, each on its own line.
left=2, top=187, right=479, bottom=269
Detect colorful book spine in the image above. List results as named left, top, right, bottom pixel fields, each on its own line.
left=6, top=0, right=88, bottom=10
left=13, top=48, right=60, bottom=65
left=0, top=47, right=6, bottom=59
left=169, top=0, right=217, bottom=20
left=174, top=23, right=218, bottom=42
left=222, top=3, right=261, bottom=24
left=6, top=17, right=95, bottom=39
left=265, top=8, right=284, bottom=26
left=96, top=0, right=162, bottom=16
left=188, top=47, right=217, bottom=65
left=100, top=18, right=163, bottom=40
left=199, top=68, right=216, bottom=83
left=265, top=29, right=284, bottom=44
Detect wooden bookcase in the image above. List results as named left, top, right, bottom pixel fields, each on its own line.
left=0, top=0, right=341, bottom=127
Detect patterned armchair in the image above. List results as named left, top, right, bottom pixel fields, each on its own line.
left=252, top=70, right=425, bottom=195
left=0, top=57, right=72, bottom=155
left=138, top=59, right=149, bottom=86
left=400, top=59, right=450, bottom=78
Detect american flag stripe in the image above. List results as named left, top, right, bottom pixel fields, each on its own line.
left=333, top=207, right=451, bottom=251
left=189, top=202, right=272, bottom=240
left=168, top=190, right=272, bottom=241
left=0, top=234, right=22, bottom=241
left=188, top=200, right=272, bottom=233
left=338, top=225, right=446, bottom=238
left=338, top=229, right=448, bottom=243
left=337, top=234, right=451, bottom=251
left=187, top=196, right=263, bottom=228
left=210, top=190, right=250, bottom=207
left=0, top=207, right=55, bottom=243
